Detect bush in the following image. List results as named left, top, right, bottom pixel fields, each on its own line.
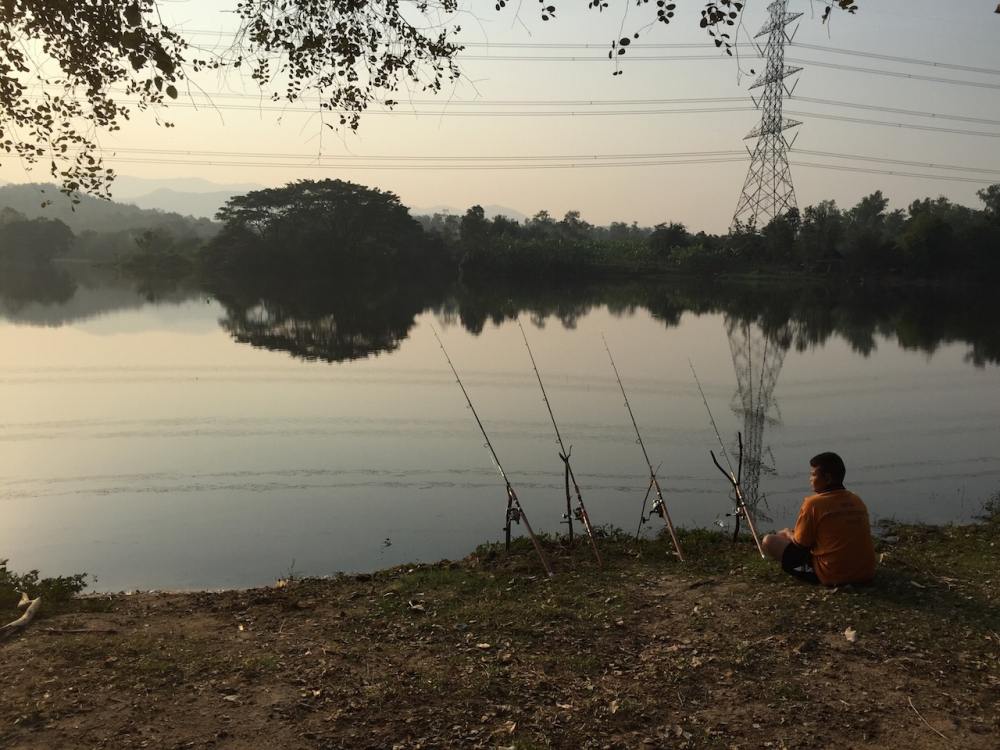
left=0, top=559, right=87, bottom=610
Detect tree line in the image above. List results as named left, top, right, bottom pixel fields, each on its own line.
left=2, top=177, right=998, bottom=284
left=437, top=186, right=1000, bottom=280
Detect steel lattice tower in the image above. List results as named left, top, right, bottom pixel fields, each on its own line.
left=726, top=318, right=789, bottom=516
left=732, top=0, right=803, bottom=230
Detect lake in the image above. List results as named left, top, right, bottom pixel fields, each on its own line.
left=1, top=266, right=998, bottom=591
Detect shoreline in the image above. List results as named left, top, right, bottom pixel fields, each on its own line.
left=2, top=515, right=997, bottom=749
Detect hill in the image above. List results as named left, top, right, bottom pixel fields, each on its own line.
left=0, top=183, right=219, bottom=239
left=125, top=188, right=250, bottom=220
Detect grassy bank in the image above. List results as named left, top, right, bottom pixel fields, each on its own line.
left=1, top=513, right=997, bottom=750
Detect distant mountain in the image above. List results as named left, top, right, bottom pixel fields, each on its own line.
left=125, top=188, right=246, bottom=220
left=412, top=204, right=529, bottom=223
left=109, top=175, right=263, bottom=200
left=0, top=183, right=219, bottom=238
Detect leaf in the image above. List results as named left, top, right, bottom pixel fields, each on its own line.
left=124, top=3, right=142, bottom=28
left=166, top=85, right=178, bottom=99
left=844, top=627, right=857, bottom=643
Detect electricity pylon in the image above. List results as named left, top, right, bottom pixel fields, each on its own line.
left=726, top=318, right=789, bottom=517
left=732, top=0, right=803, bottom=230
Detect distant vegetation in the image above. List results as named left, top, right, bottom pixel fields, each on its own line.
left=0, top=183, right=217, bottom=268
left=1, top=178, right=998, bottom=287
left=432, top=186, right=1000, bottom=281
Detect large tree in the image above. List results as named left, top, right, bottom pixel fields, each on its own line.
left=204, top=178, right=432, bottom=275
left=0, top=1, right=943, bottom=199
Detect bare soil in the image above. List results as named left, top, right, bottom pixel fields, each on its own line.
left=1, top=520, right=997, bottom=750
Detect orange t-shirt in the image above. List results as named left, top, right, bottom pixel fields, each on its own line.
left=793, top=489, right=876, bottom=586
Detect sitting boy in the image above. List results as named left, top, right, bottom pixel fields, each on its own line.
left=762, top=452, right=876, bottom=586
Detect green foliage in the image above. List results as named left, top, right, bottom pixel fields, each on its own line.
left=798, top=200, right=845, bottom=267
left=455, top=207, right=655, bottom=279
left=0, top=1, right=188, bottom=198
left=205, top=179, right=439, bottom=278
left=0, top=559, right=88, bottom=610
left=123, top=228, right=200, bottom=277
left=649, top=222, right=691, bottom=259
left=978, top=184, right=1000, bottom=222
left=0, top=216, right=73, bottom=265
left=431, top=184, right=1000, bottom=282
left=0, top=1, right=463, bottom=198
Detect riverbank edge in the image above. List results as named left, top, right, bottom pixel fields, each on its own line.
left=1, top=511, right=997, bottom=749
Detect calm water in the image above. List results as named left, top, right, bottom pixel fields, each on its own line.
left=1, top=269, right=998, bottom=590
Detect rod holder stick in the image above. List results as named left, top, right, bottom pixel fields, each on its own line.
left=635, top=474, right=655, bottom=542
left=710, top=449, right=765, bottom=558
left=652, top=475, right=685, bottom=562
left=509, top=484, right=555, bottom=578
left=433, top=324, right=553, bottom=576
left=605, top=335, right=684, bottom=561
left=566, top=461, right=603, bottom=568
left=563, top=457, right=574, bottom=544
left=518, top=318, right=603, bottom=565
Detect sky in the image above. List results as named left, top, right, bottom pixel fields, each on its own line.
left=2, top=0, right=999, bottom=232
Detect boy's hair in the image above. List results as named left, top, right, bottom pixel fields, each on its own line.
left=810, top=452, right=846, bottom=484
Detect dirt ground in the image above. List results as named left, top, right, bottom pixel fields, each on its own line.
left=1, top=520, right=997, bottom=750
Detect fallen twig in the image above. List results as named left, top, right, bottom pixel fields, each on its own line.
left=40, top=627, right=119, bottom=635
left=907, top=696, right=953, bottom=745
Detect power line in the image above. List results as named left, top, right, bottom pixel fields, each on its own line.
left=94, top=155, right=751, bottom=170
left=785, top=110, right=1000, bottom=139
left=790, top=160, right=995, bottom=185
left=791, top=42, right=1000, bottom=77
left=794, top=150, right=1000, bottom=177
left=82, top=152, right=999, bottom=184
left=101, top=87, right=1000, bottom=129
left=134, top=89, right=1000, bottom=128
left=69, top=145, right=749, bottom=161
left=80, top=96, right=1000, bottom=138
left=53, top=144, right=1000, bottom=176
left=791, top=96, right=1000, bottom=129
left=784, top=57, right=1000, bottom=91
left=178, top=27, right=1000, bottom=76
left=31, top=89, right=1000, bottom=139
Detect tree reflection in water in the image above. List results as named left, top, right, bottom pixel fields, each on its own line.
left=211, top=274, right=449, bottom=362
left=0, top=263, right=77, bottom=314
left=2, top=267, right=999, bottom=368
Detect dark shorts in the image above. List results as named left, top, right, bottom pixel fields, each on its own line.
left=781, top=541, right=820, bottom=585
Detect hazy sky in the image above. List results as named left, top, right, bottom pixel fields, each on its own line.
left=2, top=1, right=999, bottom=231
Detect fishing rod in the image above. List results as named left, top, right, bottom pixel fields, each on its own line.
left=517, top=319, right=602, bottom=567
left=431, top=325, right=554, bottom=577
left=689, top=360, right=765, bottom=558
left=601, top=335, right=684, bottom=561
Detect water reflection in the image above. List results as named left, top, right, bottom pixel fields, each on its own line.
left=2, top=265, right=999, bottom=367
left=210, top=276, right=447, bottom=362
left=3, top=265, right=999, bottom=590
left=725, top=318, right=789, bottom=521
left=0, top=264, right=77, bottom=315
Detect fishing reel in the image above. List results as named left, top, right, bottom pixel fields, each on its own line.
left=506, top=506, right=523, bottom=526
left=649, top=497, right=667, bottom=518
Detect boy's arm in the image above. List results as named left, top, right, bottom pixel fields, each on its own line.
left=792, top=500, right=816, bottom=549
